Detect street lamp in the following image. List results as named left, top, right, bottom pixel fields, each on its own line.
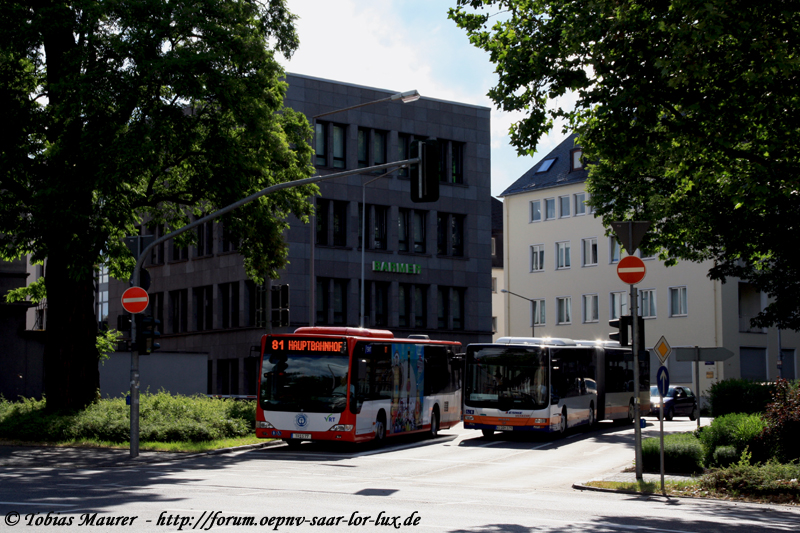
left=309, top=90, right=421, bottom=327
left=501, top=289, right=536, bottom=337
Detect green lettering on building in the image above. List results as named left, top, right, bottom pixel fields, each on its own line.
left=372, top=261, right=421, bottom=275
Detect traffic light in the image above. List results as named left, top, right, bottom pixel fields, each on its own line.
left=609, top=315, right=632, bottom=346
left=135, top=314, right=161, bottom=354
left=410, top=139, right=440, bottom=203
left=271, top=284, right=290, bottom=328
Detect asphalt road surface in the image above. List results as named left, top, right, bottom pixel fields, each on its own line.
left=1, top=418, right=799, bottom=532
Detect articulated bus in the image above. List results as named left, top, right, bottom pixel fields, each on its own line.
left=463, top=338, right=649, bottom=436
left=255, top=327, right=463, bottom=447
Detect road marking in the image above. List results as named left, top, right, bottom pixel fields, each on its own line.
left=0, top=501, right=76, bottom=507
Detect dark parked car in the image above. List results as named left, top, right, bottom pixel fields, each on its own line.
left=649, top=385, right=699, bottom=421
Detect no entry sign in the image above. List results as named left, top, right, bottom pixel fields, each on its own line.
left=122, top=286, right=149, bottom=314
left=617, top=256, right=646, bottom=285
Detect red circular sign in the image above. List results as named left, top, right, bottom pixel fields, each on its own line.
left=122, top=286, right=149, bottom=314
left=617, top=256, right=646, bottom=284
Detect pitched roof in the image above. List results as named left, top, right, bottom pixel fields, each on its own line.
left=499, top=133, right=588, bottom=197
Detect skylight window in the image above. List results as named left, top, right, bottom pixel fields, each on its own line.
left=537, top=158, right=556, bottom=173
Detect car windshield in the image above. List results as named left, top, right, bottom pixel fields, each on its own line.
left=260, top=338, right=350, bottom=413
left=650, top=386, right=676, bottom=397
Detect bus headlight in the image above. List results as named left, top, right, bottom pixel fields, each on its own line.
left=329, top=425, right=353, bottom=432
left=256, top=421, right=274, bottom=429
left=534, top=418, right=547, bottom=424
left=464, top=415, right=474, bottom=421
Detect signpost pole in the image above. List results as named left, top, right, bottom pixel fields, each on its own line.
left=631, top=283, right=642, bottom=481
left=660, top=397, right=665, bottom=494
left=130, top=241, right=141, bottom=458
left=695, top=346, right=701, bottom=430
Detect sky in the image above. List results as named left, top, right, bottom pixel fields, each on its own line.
left=279, top=0, right=569, bottom=199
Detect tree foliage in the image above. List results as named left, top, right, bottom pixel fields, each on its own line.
left=1, top=0, right=317, bottom=410
left=450, top=0, right=800, bottom=329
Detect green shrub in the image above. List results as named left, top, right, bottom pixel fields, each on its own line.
left=706, top=379, right=775, bottom=417
left=759, top=379, right=800, bottom=463
left=699, top=412, right=768, bottom=466
left=712, top=446, right=739, bottom=468
left=700, top=453, right=800, bottom=499
left=0, top=392, right=256, bottom=444
left=642, top=432, right=704, bottom=474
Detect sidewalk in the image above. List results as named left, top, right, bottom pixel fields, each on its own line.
left=0, top=442, right=274, bottom=469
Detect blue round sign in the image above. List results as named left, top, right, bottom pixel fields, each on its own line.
left=656, top=366, right=670, bottom=397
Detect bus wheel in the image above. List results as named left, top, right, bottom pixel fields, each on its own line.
left=559, top=407, right=567, bottom=434
left=430, top=408, right=440, bottom=438
left=481, top=429, right=494, bottom=438
left=374, top=411, right=386, bottom=444
left=588, top=402, right=595, bottom=427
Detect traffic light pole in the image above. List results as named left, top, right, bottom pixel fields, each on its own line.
left=127, top=158, right=420, bottom=457
left=631, top=283, right=643, bottom=481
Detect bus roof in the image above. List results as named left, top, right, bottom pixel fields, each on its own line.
left=292, top=327, right=394, bottom=339
left=494, top=337, right=577, bottom=346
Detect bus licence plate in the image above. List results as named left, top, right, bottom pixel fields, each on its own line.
left=292, top=433, right=312, bottom=439
left=496, top=426, right=513, bottom=431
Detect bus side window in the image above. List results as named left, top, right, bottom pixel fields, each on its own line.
left=424, top=346, right=448, bottom=396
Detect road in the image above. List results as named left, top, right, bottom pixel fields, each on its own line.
left=1, top=418, right=799, bottom=532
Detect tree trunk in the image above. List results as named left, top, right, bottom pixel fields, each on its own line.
left=43, top=254, right=100, bottom=413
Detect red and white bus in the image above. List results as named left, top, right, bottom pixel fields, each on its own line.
left=463, top=338, right=650, bottom=436
left=255, top=327, right=463, bottom=447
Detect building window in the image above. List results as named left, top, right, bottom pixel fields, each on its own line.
left=358, top=128, right=368, bottom=168
left=537, top=158, right=556, bottom=173
left=97, top=288, right=108, bottom=325
left=437, top=213, right=447, bottom=255
left=669, top=286, right=688, bottom=317
left=169, top=289, right=188, bottom=333
left=398, top=208, right=410, bottom=252
left=557, top=297, right=572, bottom=325
left=362, top=281, right=389, bottom=328
left=413, top=211, right=426, bottom=253
left=583, top=294, right=599, bottom=323
left=492, top=317, right=497, bottom=333
left=559, top=196, right=570, bottom=218
left=359, top=204, right=388, bottom=250
left=582, top=237, right=598, bottom=266
left=195, top=217, right=214, bottom=257
left=438, top=287, right=450, bottom=329
left=640, top=289, right=656, bottom=318
left=451, top=142, right=465, bottom=184
left=781, top=349, right=796, bottom=380
left=531, top=244, right=544, bottom=272
left=610, top=291, right=628, bottom=320
left=171, top=240, right=188, bottom=262
left=318, top=199, right=349, bottom=248
left=532, top=299, right=545, bottom=326
left=374, top=130, right=387, bottom=167
left=194, top=285, right=213, bottom=331
left=147, top=224, right=165, bottom=265
left=399, top=283, right=411, bottom=328
left=333, top=279, right=347, bottom=325
left=491, top=237, right=496, bottom=257
left=451, top=287, right=464, bottom=330
left=414, top=285, right=427, bottom=328
left=219, top=282, right=240, bottom=329
left=740, top=347, right=767, bottom=382
left=332, top=124, right=346, bottom=169
left=316, top=278, right=329, bottom=325
left=574, top=193, right=587, bottom=216
left=556, top=241, right=571, bottom=269
left=451, top=214, right=464, bottom=256
left=530, top=200, right=542, bottom=222
left=315, top=122, right=327, bottom=166
left=545, top=198, right=556, bottom=220
left=220, top=219, right=238, bottom=253
left=570, top=148, right=583, bottom=171
left=397, top=133, right=410, bottom=177
left=491, top=277, right=497, bottom=293
left=609, top=238, right=621, bottom=263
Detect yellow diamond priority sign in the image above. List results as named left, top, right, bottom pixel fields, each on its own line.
left=654, top=336, right=671, bottom=365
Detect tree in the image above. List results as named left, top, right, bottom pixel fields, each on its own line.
left=0, top=0, right=317, bottom=411
left=450, top=0, right=800, bottom=329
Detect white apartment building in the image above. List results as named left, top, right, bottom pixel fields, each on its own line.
left=499, top=134, right=798, bottom=398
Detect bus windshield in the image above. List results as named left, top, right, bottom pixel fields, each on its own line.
left=260, top=338, right=350, bottom=413
left=466, top=346, right=549, bottom=410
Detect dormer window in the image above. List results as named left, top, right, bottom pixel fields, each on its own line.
left=570, top=148, right=583, bottom=171
left=537, top=158, right=556, bottom=173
